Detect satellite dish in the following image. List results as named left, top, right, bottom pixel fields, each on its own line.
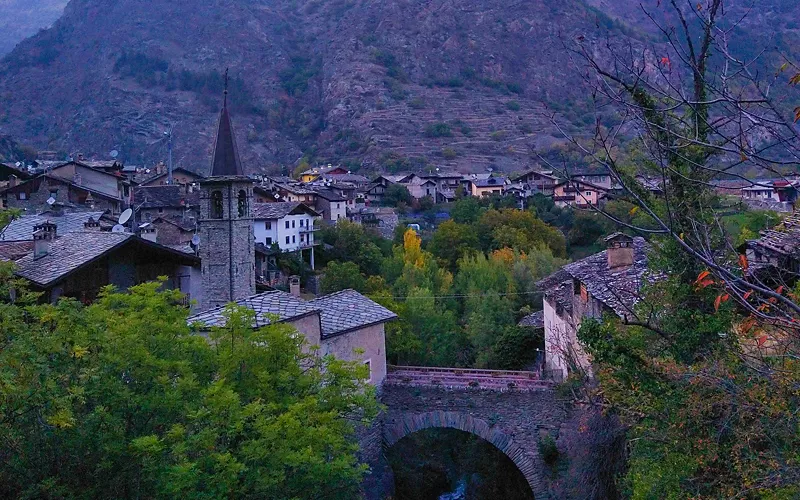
left=191, top=234, right=200, bottom=246
left=119, top=208, right=133, bottom=225
left=46, top=197, right=56, bottom=206
left=112, top=224, right=125, bottom=233
left=15, top=162, right=21, bottom=167
left=145, top=168, right=151, bottom=174
left=274, top=193, right=280, bottom=199
left=110, top=150, right=119, bottom=159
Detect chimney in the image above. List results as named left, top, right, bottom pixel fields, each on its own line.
left=8, top=174, right=18, bottom=188
left=289, top=275, right=301, bottom=297
left=33, top=221, right=57, bottom=260
left=605, top=233, right=634, bottom=270
left=84, top=216, right=101, bottom=231
left=140, top=225, right=158, bottom=243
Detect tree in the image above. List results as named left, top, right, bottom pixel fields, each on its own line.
left=321, top=261, right=366, bottom=293
left=450, top=196, right=483, bottom=224
left=0, top=279, right=378, bottom=498
left=475, top=209, right=567, bottom=257
left=427, top=220, right=481, bottom=272
left=550, top=1, right=800, bottom=496
left=383, top=183, right=414, bottom=207
left=320, top=220, right=386, bottom=276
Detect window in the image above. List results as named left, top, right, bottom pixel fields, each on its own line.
left=158, top=207, right=164, bottom=214
left=337, top=203, right=341, bottom=209
left=585, top=191, right=592, bottom=196
left=364, top=360, right=372, bottom=381
left=300, top=234, right=305, bottom=243
left=18, top=192, right=26, bottom=200
left=49, top=190, right=58, bottom=199
left=285, top=221, right=290, bottom=229
left=285, top=236, right=290, bottom=244
left=265, top=221, right=271, bottom=230
left=210, top=190, right=223, bottom=219
left=292, top=220, right=295, bottom=229
left=292, top=235, right=296, bottom=243
left=266, top=237, right=272, bottom=244
left=237, top=190, right=248, bottom=217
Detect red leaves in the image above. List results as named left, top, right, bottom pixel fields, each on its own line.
left=743, top=290, right=753, bottom=301
left=757, top=334, right=769, bottom=347
left=740, top=316, right=756, bottom=334
left=660, top=56, right=671, bottom=68
left=714, top=293, right=730, bottom=312
left=739, top=254, right=749, bottom=271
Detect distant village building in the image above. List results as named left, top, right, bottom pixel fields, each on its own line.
left=1, top=160, right=134, bottom=214
left=469, top=176, right=506, bottom=197
left=134, top=185, right=200, bottom=223
left=552, top=179, right=607, bottom=208
left=252, top=201, right=320, bottom=268
left=512, top=169, right=558, bottom=196
left=745, top=211, right=800, bottom=273
left=537, top=233, right=653, bottom=380
left=299, top=164, right=349, bottom=183
left=139, top=166, right=205, bottom=189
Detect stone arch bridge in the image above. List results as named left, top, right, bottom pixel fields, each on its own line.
left=366, top=366, right=569, bottom=499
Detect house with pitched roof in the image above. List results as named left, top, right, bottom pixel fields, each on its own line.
left=188, top=289, right=396, bottom=384
left=252, top=202, right=320, bottom=261
left=2, top=221, right=200, bottom=304
left=537, top=233, right=654, bottom=380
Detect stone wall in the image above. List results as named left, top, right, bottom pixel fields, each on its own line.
left=376, top=385, right=569, bottom=499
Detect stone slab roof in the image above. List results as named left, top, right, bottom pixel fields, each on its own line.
left=14, top=232, right=132, bottom=286
left=187, top=290, right=320, bottom=328
left=252, top=202, right=319, bottom=219
left=308, top=289, right=398, bottom=338
left=13, top=232, right=199, bottom=287
left=518, top=310, right=544, bottom=328
left=748, top=212, right=800, bottom=257
left=314, top=189, right=347, bottom=202
left=0, top=240, right=34, bottom=261
left=134, top=185, right=199, bottom=209
left=564, top=237, right=650, bottom=319
left=537, top=237, right=652, bottom=320
left=0, top=211, right=106, bottom=241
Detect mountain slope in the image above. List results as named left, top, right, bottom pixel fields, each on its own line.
left=0, top=0, right=794, bottom=174
left=0, top=0, right=67, bottom=56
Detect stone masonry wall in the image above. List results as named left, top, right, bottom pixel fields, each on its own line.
left=375, top=385, right=569, bottom=499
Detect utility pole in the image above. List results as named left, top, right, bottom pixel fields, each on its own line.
left=165, top=125, right=174, bottom=185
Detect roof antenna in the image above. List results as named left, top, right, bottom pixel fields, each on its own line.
left=223, top=67, right=229, bottom=107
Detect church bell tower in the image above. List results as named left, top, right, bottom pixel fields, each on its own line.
left=199, top=73, right=256, bottom=310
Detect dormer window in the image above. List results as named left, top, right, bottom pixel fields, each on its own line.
left=210, top=190, right=223, bottom=219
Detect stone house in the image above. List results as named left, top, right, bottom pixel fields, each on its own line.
left=188, top=288, right=396, bottom=384
left=314, top=189, right=348, bottom=222
left=134, top=185, right=200, bottom=223
left=402, top=174, right=438, bottom=201
left=3, top=222, right=200, bottom=305
left=537, top=233, right=652, bottom=380
left=139, top=166, right=205, bottom=188
left=1, top=173, right=128, bottom=214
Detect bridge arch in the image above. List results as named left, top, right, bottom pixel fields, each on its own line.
left=383, top=410, right=548, bottom=499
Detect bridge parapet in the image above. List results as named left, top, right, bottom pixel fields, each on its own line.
left=385, top=365, right=553, bottom=391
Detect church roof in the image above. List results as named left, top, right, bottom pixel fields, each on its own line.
left=209, top=95, right=243, bottom=177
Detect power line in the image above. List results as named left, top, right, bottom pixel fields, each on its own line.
left=368, top=290, right=543, bottom=301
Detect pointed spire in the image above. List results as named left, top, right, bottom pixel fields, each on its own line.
left=210, top=69, right=243, bottom=177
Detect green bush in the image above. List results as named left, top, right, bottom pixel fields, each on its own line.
left=538, top=435, right=560, bottom=465
left=424, top=122, right=453, bottom=138
left=506, top=100, right=521, bottom=111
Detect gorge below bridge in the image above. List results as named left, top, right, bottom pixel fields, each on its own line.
left=361, top=366, right=570, bottom=499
